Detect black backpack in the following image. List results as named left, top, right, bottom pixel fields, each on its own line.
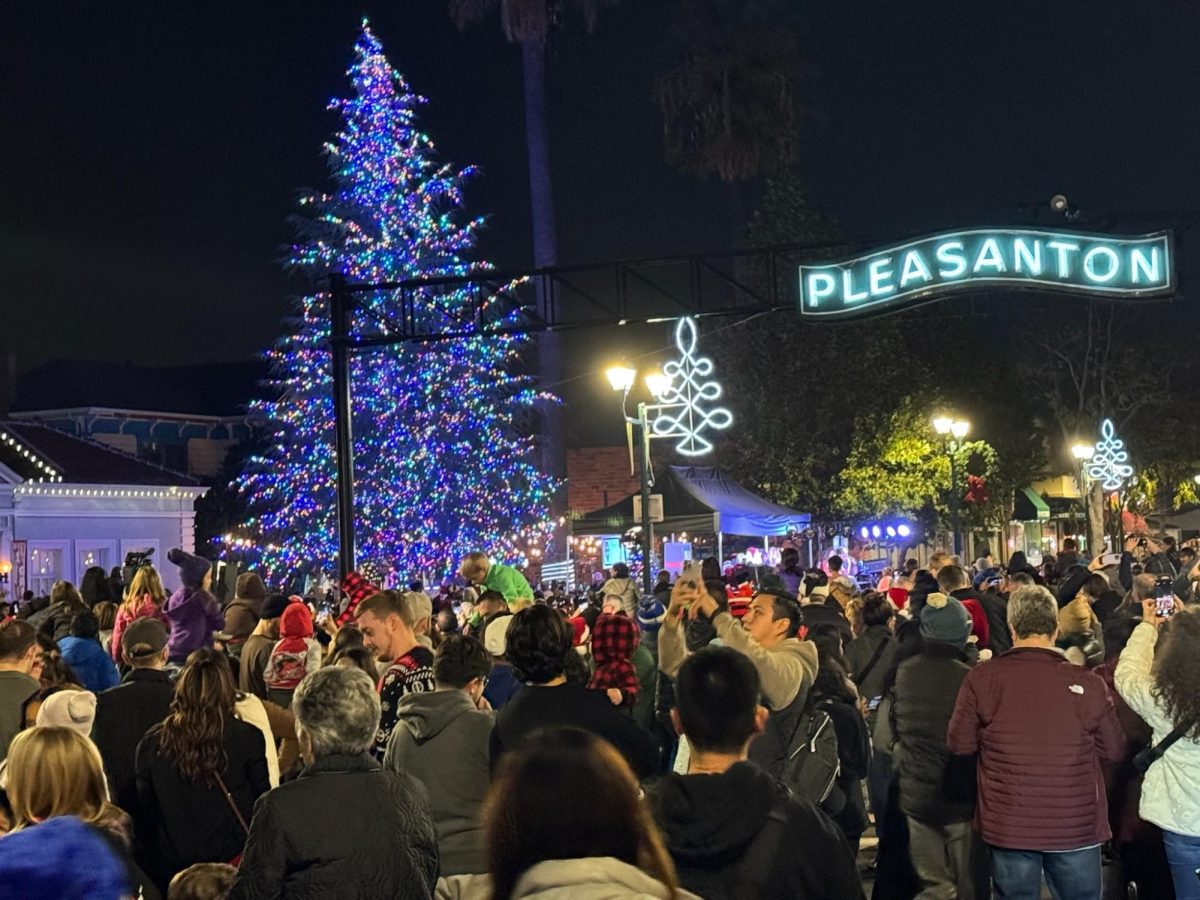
left=778, top=696, right=844, bottom=815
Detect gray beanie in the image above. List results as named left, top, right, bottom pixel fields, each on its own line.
left=919, top=592, right=971, bottom=646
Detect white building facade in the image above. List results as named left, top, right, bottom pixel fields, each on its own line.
left=0, top=423, right=206, bottom=597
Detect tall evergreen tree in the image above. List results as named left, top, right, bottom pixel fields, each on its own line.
left=237, top=23, right=556, bottom=581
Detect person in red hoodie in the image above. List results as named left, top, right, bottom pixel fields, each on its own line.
left=947, top=584, right=1124, bottom=900
left=264, top=599, right=322, bottom=709
left=936, top=565, right=990, bottom=650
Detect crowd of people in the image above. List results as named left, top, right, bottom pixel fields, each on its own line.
left=0, top=536, right=1198, bottom=899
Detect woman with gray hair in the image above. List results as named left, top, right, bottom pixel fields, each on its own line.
left=228, top=666, right=439, bottom=899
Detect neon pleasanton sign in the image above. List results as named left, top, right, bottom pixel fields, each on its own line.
left=798, top=228, right=1174, bottom=318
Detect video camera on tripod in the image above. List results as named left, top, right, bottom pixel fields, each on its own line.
left=122, top=548, right=155, bottom=586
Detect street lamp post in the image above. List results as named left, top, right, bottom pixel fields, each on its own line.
left=607, top=365, right=664, bottom=593
left=1071, top=443, right=1095, bottom=552
left=933, top=416, right=971, bottom=557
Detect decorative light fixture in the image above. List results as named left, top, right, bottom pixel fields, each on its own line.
left=1071, top=443, right=1095, bottom=461
left=1087, top=418, right=1134, bottom=491
left=648, top=317, right=733, bottom=456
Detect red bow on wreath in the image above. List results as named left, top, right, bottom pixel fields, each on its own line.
left=965, top=475, right=989, bottom=504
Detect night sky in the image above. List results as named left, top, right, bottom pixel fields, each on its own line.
left=7, top=2, right=1200, bottom=388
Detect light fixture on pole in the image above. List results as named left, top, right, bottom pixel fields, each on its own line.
left=1071, top=443, right=1095, bottom=552
left=605, top=364, right=636, bottom=394
left=643, top=368, right=671, bottom=400
left=607, top=364, right=656, bottom=593
left=603, top=317, right=733, bottom=591
left=933, top=414, right=971, bottom=557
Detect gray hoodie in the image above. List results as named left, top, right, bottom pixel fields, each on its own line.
left=385, top=689, right=493, bottom=876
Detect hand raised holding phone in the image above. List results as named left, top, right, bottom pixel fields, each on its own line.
left=666, top=577, right=701, bottom=626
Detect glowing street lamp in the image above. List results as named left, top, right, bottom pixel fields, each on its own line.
left=605, top=318, right=733, bottom=590
left=605, top=364, right=637, bottom=394
left=643, top=369, right=671, bottom=400
left=932, top=414, right=972, bottom=556
left=1071, top=444, right=1095, bottom=552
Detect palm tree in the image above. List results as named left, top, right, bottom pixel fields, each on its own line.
left=655, top=0, right=801, bottom=225
left=446, top=1, right=613, bottom=505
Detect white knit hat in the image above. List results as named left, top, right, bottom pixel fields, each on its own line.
left=483, top=614, right=515, bottom=658
left=36, top=689, right=98, bottom=734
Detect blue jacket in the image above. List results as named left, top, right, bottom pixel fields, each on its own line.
left=58, top=636, right=120, bottom=693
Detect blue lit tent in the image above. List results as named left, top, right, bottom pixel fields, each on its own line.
left=571, top=465, right=810, bottom=537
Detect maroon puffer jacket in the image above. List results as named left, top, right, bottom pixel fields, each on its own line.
left=946, top=646, right=1124, bottom=851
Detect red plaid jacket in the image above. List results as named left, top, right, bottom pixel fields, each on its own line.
left=588, top=613, right=640, bottom=707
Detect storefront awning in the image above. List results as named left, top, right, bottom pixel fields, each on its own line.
left=1012, top=486, right=1051, bottom=522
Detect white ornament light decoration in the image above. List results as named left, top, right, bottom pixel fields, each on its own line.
left=649, top=317, right=733, bottom=456
left=1087, top=418, right=1134, bottom=491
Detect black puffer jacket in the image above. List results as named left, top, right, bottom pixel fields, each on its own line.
left=889, top=641, right=975, bottom=826
left=228, top=752, right=438, bottom=900
left=647, top=761, right=861, bottom=900
left=978, top=591, right=1012, bottom=654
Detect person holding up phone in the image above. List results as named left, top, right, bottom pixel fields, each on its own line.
left=658, top=574, right=818, bottom=785
left=1115, top=597, right=1200, bottom=899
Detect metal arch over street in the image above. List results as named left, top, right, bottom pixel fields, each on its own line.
left=797, top=228, right=1174, bottom=318
left=325, top=229, right=1179, bottom=576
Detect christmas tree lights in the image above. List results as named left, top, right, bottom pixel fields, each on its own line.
left=235, top=22, right=557, bottom=581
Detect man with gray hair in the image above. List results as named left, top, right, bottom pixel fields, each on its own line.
left=229, top=666, right=438, bottom=899
left=948, top=585, right=1123, bottom=900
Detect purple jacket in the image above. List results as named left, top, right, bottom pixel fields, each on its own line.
left=164, top=586, right=224, bottom=661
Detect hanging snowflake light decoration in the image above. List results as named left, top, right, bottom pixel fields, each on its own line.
left=649, top=317, right=733, bottom=456
left=1087, top=418, right=1134, bottom=491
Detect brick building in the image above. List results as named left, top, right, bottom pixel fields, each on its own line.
left=567, top=446, right=641, bottom=516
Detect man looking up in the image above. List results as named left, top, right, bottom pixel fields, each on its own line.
left=649, top=646, right=860, bottom=899
left=0, top=620, right=40, bottom=762
left=356, top=590, right=435, bottom=759
left=659, top=578, right=817, bottom=781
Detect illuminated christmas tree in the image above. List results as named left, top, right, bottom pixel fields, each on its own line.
left=237, top=22, right=556, bottom=581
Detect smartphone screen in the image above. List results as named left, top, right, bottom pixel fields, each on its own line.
left=867, top=696, right=882, bottom=712
left=1155, top=577, right=1175, bottom=618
